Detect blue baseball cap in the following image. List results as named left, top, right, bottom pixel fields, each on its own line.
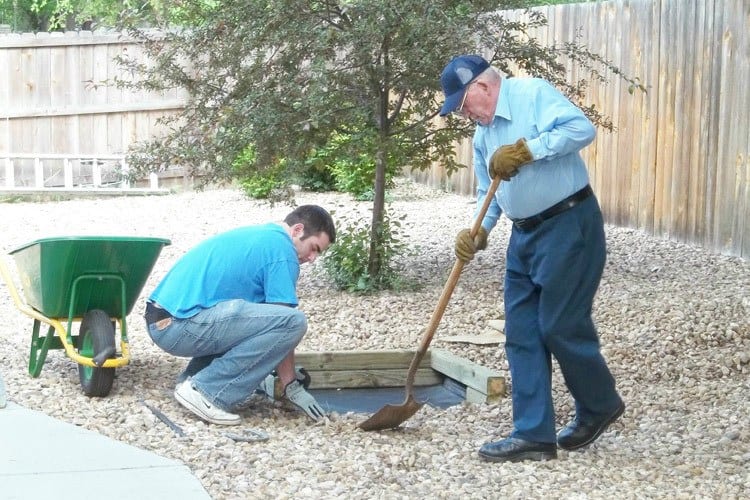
left=439, top=55, right=490, bottom=116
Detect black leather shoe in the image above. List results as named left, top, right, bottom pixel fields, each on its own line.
left=478, top=437, right=557, bottom=463
left=557, top=401, right=625, bottom=450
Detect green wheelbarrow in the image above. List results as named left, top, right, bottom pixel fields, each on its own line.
left=0, top=236, right=170, bottom=397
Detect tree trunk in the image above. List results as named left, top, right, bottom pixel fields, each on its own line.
left=368, top=46, right=391, bottom=280
left=368, top=143, right=387, bottom=279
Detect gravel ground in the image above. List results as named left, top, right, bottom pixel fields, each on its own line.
left=0, top=179, right=748, bottom=499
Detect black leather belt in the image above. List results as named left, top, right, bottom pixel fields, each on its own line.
left=145, top=302, right=172, bottom=325
left=511, top=185, right=593, bottom=232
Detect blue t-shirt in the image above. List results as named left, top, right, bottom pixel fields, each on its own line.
left=149, top=223, right=300, bottom=318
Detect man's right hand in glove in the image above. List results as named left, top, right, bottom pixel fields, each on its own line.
left=259, top=367, right=311, bottom=401
left=284, top=380, right=326, bottom=421
left=455, top=226, right=488, bottom=262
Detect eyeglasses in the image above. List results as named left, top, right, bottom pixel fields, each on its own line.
left=457, top=81, right=475, bottom=115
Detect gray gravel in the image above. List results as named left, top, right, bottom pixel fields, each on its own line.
left=0, top=179, right=748, bottom=499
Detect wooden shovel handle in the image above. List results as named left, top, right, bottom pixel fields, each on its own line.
left=404, top=176, right=502, bottom=394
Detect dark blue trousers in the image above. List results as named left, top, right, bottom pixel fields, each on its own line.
left=504, top=195, right=620, bottom=443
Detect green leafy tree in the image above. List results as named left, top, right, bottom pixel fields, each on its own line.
left=118, top=0, right=643, bottom=287
left=0, top=0, right=177, bottom=31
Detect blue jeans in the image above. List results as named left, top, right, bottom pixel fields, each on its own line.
left=147, top=299, right=307, bottom=412
left=504, top=195, right=620, bottom=443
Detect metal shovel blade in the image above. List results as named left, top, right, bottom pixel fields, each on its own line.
left=357, top=395, right=424, bottom=431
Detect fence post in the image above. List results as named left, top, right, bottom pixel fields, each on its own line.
left=34, top=158, right=44, bottom=188
left=4, top=158, right=13, bottom=188
left=63, top=158, right=73, bottom=187
left=119, top=159, right=131, bottom=188
left=92, top=159, right=101, bottom=187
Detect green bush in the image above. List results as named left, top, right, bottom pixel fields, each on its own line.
left=305, top=131, right=399, bottom=200
left=234, top=131, right=402, bottom=200
left=321, top=211, right=413, bottom=293
left=232, top=144, right=289, bottom=199
left=240, top=170, right=285, bottom=199
left=294, top=162, right=337, bottom=192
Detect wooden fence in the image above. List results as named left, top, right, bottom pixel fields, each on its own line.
left=0, top=1, right=747, bottom=257
left=413, top=0, right=749, bottom=259
left=0, top=30, right=186, bottom=189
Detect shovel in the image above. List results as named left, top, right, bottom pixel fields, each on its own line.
left=359, top=176, right=501, bottom=431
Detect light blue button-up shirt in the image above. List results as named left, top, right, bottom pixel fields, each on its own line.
left=472, top=77, right=596, bottom=227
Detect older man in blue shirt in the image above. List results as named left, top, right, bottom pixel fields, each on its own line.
left=440, top=55, right=624, bottom=462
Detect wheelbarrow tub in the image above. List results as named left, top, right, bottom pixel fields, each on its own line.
left=10, top=236, right=170, bottom=318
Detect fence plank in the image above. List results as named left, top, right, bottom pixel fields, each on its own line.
left=605, top=2, right=623, bottom=226
left=718, top=0, right=750, bottom=254
left=687, top=1, right=709, bottom=243
left=626, top=0, right=657, bottom=231
left=654, top=0, right=673, bottom=236
left=580, top=3, right=604, bottom=201
left=738, top=0, right=750, bottom=253
left=669, top=0, right=691, bottom=239
left=613, top=1, right=632, bottom=225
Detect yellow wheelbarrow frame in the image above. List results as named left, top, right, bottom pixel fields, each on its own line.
left=1, top=258, right=131, bottom=374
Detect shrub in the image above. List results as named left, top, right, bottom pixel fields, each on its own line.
left=232, top=144, right=289, bottom=199
left=306, top=131, right=399, bottom=201
left=294, top=161, right=337, bottom=192
left=321, top=210, right=413, bottom=293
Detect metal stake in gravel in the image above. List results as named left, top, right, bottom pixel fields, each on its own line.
left=359, top=177, right=501, bottom=431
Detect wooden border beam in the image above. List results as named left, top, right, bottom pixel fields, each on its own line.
left=295, top=349, right=431, bottom=370
left=309, top=369, right=442, bottom=389
left=429, top=348, right=506, bottom=403
left=295, top=349, right=505, bottom=403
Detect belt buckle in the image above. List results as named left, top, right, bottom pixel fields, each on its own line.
left=514, top=217, right=536, bottom=232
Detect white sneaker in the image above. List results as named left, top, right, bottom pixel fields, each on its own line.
left=174, top=380, right=241, bottom=425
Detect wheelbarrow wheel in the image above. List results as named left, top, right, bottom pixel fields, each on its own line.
left=77, top=309, right=116, bottom=397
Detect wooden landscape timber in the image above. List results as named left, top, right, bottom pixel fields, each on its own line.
left=294, top=348, right=506, bottom=404
left=429, top=349, right=506, bottom=404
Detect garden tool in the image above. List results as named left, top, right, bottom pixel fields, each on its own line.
left=359, top=176, right=501, bottom=431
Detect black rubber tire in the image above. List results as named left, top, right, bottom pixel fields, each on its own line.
left=77, top=309, right=116, bottom=397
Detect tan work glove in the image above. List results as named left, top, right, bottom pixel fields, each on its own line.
left=455, top=226, right=488, bottom=262
left=489, top=138, right=533, bottom=181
